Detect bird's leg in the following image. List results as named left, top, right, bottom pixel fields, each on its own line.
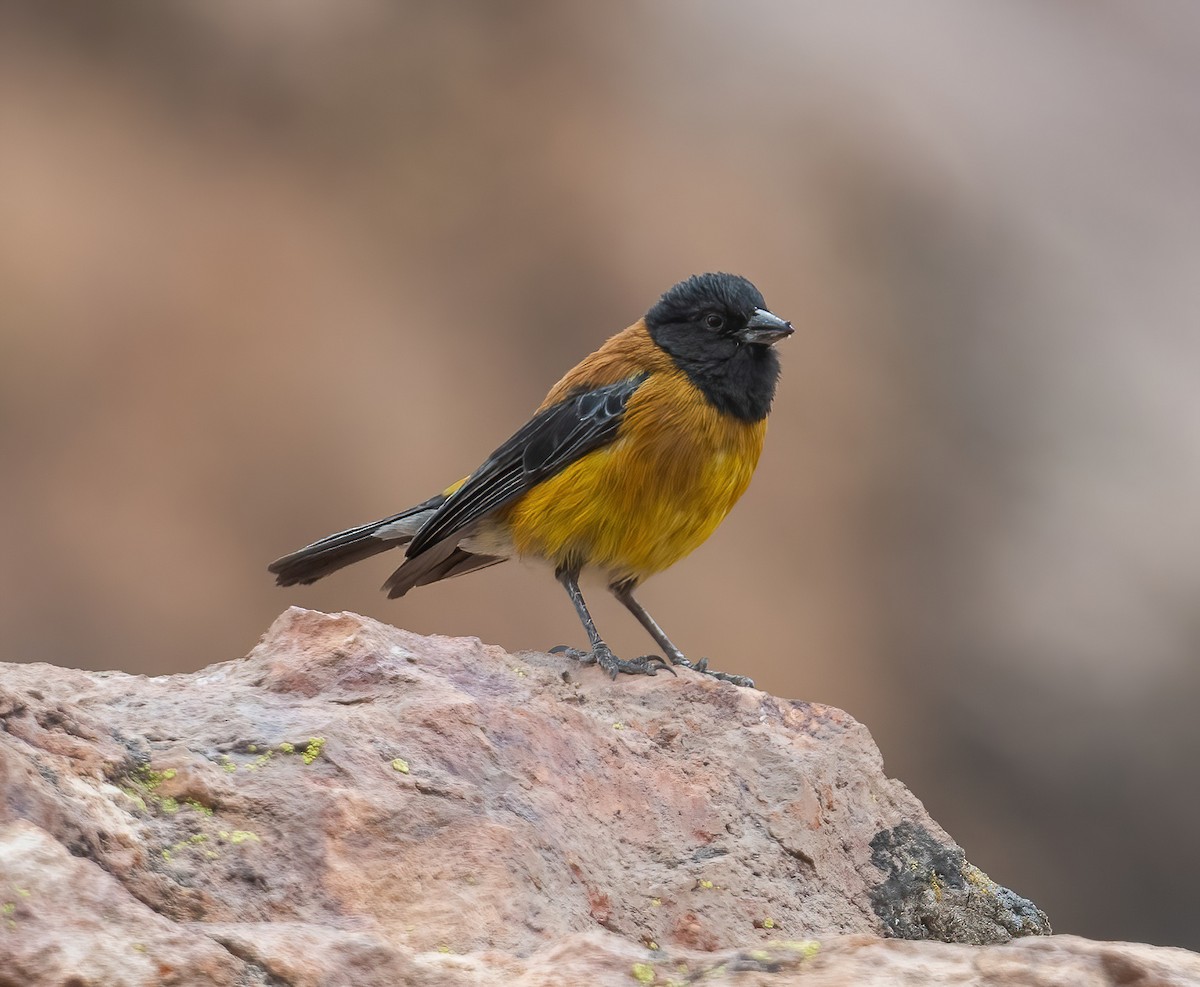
left=610, top=582, right=755, bottom=688
left=550, top=568, right=670, bottom=679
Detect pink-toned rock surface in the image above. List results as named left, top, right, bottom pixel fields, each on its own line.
left=0, top=607, right=1194, bottom=985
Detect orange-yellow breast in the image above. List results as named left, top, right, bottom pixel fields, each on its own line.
left=497, top=322, right=767, bottom=582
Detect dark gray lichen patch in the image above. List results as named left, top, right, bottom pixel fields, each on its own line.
left=868, top=821, right=1051, bottom=944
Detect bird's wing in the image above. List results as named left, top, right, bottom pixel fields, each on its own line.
left=407, top=373, right=648, bottom=558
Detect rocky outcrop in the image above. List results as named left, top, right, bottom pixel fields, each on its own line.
left=0, top=608, right=1191, bottom=985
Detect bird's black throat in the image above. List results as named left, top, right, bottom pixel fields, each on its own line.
left=652, top=333, right=780, bottom=423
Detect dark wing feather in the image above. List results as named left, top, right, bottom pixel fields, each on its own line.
left=407, top=373, right=648, bottom=558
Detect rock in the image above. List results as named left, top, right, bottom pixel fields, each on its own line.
left=0, top=821, right=242, bottom=987
left=0, top=607, right=1194, bottom=985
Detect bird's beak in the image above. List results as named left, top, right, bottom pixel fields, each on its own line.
left=739, top=308, right=794, bottom=346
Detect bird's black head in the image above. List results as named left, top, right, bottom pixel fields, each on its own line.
left=645, top=273, right=793, bottom=423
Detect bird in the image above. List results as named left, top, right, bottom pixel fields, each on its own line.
left=268, top=272, right=793, bottom=686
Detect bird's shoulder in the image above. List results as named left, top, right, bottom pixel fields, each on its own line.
left=539, top=320, right=675, bottom=410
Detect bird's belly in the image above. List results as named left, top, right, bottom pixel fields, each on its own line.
left=500, top=417, right=765, bottom=582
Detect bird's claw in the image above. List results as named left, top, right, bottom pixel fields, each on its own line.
left=550, top=645, right=674, bottom=679
left=669, top=654, right=754, bottom=689
left=709, top=670, right=755, bottom=688
left=608, top=653, right=674, bottom=679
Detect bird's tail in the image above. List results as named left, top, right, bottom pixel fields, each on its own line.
left=268, top=494, right=445, bottom=587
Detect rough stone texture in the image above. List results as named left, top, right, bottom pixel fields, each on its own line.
left=0, top=607, right=1194, bottom=985
left=0, top=821, right=242, bottom=986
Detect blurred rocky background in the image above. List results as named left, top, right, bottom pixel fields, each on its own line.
left=1, top=0, right=1197, bottom=951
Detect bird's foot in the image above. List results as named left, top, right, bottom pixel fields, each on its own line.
left=550, top=645, right=674, bottom=680
left=668, top=655, right=755, bottom=689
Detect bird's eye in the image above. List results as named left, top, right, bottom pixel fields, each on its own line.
left=705, top=313, right=725, bottom=330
